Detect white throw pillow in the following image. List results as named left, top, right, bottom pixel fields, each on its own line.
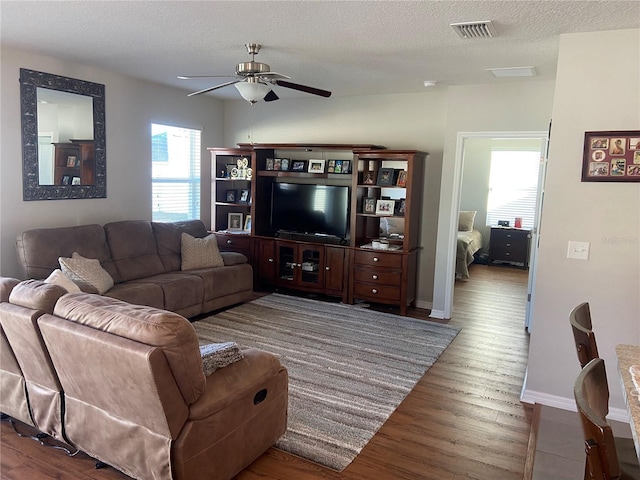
left=58, top=252, right=114, bottom=294
left=458, top=211, right=477, bottom=232
left=181, top=233, right=224, bottom=271
left=44, top=269, right=82, bottom=293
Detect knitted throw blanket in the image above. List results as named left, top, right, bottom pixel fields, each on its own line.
left=199, top=342, right=244, bottom=376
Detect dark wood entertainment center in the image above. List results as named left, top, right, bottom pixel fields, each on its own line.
left=208, top=144, right=426, bottom=315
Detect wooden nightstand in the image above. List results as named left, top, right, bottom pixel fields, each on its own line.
left=489, top=227, right=531, bottom=269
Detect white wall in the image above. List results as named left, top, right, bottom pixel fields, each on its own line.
left=523, top=29, right=640, bottom=414
left=432, top=82, right=556, bottom=316
left=223, top=93, right=447, bottom=308
left=0, top=47, right=225, bottom=278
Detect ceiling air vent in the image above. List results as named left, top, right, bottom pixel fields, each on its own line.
left=450, top=21, right=497, bottom=39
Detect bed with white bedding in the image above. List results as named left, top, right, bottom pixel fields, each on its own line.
left=456, top=229, right=483, bottom=279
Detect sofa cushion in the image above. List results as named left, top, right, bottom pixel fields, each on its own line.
left=152, top=220, right=209, bottom=272
left=53, top=293, right=206, bottom=404
left=104, top=221, right=166, bottom=282
left=44, top=269, right=82, bottom=293
left=0, top=277, right=21, bottom=302
left=59, top=253, right=114, bottom=295
left=103, top=281, right=165, bottom=310
left=15, top=224, right=113, bottom=280
left=181, top=234, right=224, bottom=271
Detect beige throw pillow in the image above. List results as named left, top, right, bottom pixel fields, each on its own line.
left=458, top=211, right=477, bottom=232
left=181, top=233, right=224, bottom=271
left=44, top=269, right=82, bottom=293
left=58, top=252, right=114, bottom=294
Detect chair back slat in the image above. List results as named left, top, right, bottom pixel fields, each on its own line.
left=570, top=302, right=600, bottom=368
left=574, top=358, right=621, bottom=479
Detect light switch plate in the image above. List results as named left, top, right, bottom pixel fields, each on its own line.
left=567, top=241, right=590, bottom=260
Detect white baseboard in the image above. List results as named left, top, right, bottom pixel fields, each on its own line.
left=520, top=388, right=629, bottom=423
left=428, top=309, right=447, bottom=319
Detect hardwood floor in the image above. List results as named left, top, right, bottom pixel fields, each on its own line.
left=0, top=265, right=531, bottom=480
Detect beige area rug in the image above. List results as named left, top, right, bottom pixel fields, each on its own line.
left=193, top=293, right=460, bottom=471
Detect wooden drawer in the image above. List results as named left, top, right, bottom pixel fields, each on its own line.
left=354, top=250, right=402, bottom=269
left=353, top=281, right=401, bottom=302
left=215, top=234, right=252, bottom=252
left=354, top=267, right=402, bottom=285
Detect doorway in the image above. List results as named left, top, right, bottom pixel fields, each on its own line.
left=446, top=132, right=548, bottom=329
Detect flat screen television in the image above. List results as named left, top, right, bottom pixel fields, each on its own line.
left=270, top=183, right=350, bottom=240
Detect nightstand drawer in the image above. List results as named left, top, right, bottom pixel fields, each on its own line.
left=489, top=227, right=530, bottom=268
left=215, top=234, right=252, bottom=251
left=353, top=282, right=401, bottom=302
left=354, top=250, right=402, bottom=269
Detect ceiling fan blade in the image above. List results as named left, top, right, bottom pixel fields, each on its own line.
left=274, top=80, right=332, bottom=98
left=178, top=75, right=235, bottom=79
left=187, top=80, right=240, bottom=97
left=264, top=90, right=279, bottom=102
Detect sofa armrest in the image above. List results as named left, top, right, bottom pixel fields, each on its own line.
left=221, top=252, right=248, bottom=266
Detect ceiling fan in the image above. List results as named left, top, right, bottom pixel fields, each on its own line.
left=178, top=43, right=332, bottom=103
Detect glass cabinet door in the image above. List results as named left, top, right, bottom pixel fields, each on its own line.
left=299, top=247, right=323, bottom=287
left=277, top=244, right=296, bottom=283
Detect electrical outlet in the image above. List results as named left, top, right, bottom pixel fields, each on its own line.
left=567, top=241, right=590, bottom=260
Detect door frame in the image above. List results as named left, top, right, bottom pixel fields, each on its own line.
left=441, top=131, right=548, bottom=320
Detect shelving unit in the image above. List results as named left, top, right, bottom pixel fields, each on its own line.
left=208, top=147, right=255, bottom=234
left=207, top=144, right=425, bottom=315
left=53, top=140, right=95, bottom=185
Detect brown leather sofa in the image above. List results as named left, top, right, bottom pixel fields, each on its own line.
left=0, top=279, right=288, bottom=480
left=15, top=219, right=252, bottom=318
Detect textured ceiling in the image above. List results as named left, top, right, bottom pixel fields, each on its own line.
left=2, top=1, right=639, bottom=100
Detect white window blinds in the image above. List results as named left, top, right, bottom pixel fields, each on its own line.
left=151, top=124, right=201, bottom=222
left=486, top=150, right=541, bottom=229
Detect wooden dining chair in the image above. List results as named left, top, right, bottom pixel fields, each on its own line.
left=570, top=302, right=600, bottom=368
left=574, top=358, right=640, bottom=480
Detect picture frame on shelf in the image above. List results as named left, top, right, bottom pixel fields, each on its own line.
left=239, top=189, right=250, bottom=203
left=273, top=158, right=282, bottom=171
left=225, top=189, right=237, bottom=202
left=395, top=198, right=406, bottom=216
left=265, top=158, right=274, bottom=171
left=363, top=197, right=376, bottom=214
left=243, top=215, right=252, bottom=232
left=362, top=170, right=376, bottom=184
left=341, top=160, right=351, bottom=174
left=61, top=175, right=72, bottom=185
left=228, top=212, right=243, bottom=231
left=291, top=160, right=306, bottom=171
left=281, top=158, right=290, bottom=171
left=375, top=199, right=395, bottom=215
left=67, top=155, right=77, bottom=167
left=377, top=168, right=396, bottom=186
left=308, top=159, right=326, bottom=173
left=71, top=176, right=81, bottom=186
left=396, top=170, right=407, bottom=187
left=327, top=160, right=336, bottom=173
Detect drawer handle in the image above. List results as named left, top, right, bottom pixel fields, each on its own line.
left=373, top=257, right=380, bottom=262
left=325, top=266, right=330, bottom=271
left=505, top=252, right=511, bottom=256
left=506, top=234, right=512, bottom=238
left=506, top=243, right=511, bottom=247
left=372, top=274, right=378, bottom=280
left=268, top=258, right=274, bottom=263
left=371, top=288, right=378, bottom=294
left=226, top=239, right=232, bottom=245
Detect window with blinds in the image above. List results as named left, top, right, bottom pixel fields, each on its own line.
left=486, top=150, right=540, bottom=229
left=151, top=124, right=201, bottom=222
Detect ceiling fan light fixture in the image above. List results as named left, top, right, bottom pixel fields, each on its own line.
left=235, top=80, right=270, bottom=103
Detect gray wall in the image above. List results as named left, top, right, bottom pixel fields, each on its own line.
left=0, top=46, right=225, bottom=278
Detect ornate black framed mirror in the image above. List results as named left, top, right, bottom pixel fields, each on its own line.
left=20, top=68, right=106, bottom=200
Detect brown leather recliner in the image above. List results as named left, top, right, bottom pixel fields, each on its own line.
left=0, top=277, right=34, bottom=427
left=0, top=280, right=69, bottom=443
left=38, top=292, right=288, bottom=480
